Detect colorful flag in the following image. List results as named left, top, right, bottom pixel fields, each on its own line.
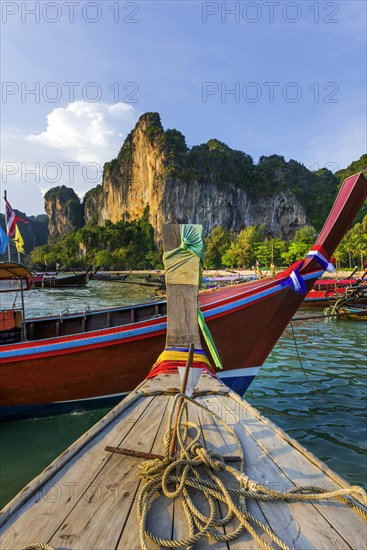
left=13, top=225, right=25, bottom=255
left=0, top=225, right=10, bottom=254
left=4, top=196, right=28, bottom=238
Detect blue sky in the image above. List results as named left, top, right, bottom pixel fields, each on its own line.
left=1, top=0, right=366, bottom=214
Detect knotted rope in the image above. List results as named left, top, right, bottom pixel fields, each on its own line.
left=137, top=393, right=367, bottom=550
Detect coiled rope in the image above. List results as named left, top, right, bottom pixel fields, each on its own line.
left=137, top=392, right=367, bottom=550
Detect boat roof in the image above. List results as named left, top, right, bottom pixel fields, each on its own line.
left=316, top=278, right=357, bottom=286
left=0, top=262, right=32, bottom=280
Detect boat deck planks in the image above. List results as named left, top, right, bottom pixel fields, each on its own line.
left=116, top=396, right=173, bottom=549
left=222, top=393, right=366, bottom=548
left=202, top=394, right=356, bottom=549
left=1, top=374, right=366, bottom=550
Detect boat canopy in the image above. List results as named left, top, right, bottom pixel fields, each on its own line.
left=0, top=262, right=32, bottom=292
left=0, top=262, right=32, bottom=279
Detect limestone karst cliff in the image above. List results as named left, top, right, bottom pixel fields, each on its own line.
left=45, top=113, right=342, bottom=244
left=44, top=186, right=84, bottom=242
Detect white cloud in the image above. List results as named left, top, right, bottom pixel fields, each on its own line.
left=27, top=101, right=137, bottom=164
left=1, top=102, right=138, bottom=215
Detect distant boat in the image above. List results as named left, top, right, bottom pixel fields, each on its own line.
left=202, top=274, right=257, bottom=286
left=303, top=274, right=367, bottom=306
left=323, top=286, right=367, bottom=321
left=0, top=173, right=366, bottom=420
left=325, top=303, right=367, bottom=321
left=30, top=265, right=99, bottom=288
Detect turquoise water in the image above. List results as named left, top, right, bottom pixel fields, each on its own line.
left=0, top=279, right=157, bottom=317
left=246, top=317, right=367, bottom=489
left=0, top=283, right=366, bottom=507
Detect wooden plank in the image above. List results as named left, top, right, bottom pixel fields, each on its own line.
left=162, top=224, right=201, bottom=349
left=229, top=392, right=362, bottom=493
left=118, top=380, right=223, bottom=548
left=116, top=395, right=173, bottom=549
left=216, top=392, right=366, bottom=548
left=195, top=395, right=272, bottom=549
left=199, top=394, right=352, bottom=549
left=48, top=396, right=169, bottom=549
left=187, top=401, right=230, bottom=549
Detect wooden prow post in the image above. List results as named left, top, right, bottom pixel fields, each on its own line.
left=163, top=224, right=203, bottom=457
left=163, top=224, right=202, bottom=350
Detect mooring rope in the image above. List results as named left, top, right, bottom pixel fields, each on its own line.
left=137, top=392, right=367, bottom=550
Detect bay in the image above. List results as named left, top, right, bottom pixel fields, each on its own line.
left=0, top=281, right=366, bottom=508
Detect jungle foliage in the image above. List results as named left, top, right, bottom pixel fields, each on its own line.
left=204, top=217, right=367, bottom=270
left=30, top=207, right=162, bottom=270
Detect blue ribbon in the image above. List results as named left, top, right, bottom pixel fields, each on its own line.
left=280, top=264, right=307, bottom=294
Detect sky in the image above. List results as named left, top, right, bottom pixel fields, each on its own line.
left=1, top=0, right=366, bottom=215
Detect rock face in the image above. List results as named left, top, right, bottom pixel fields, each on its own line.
left=83, top=113, right=317, bottom=243
left=84, top=113, right=168, bottom=233
left=44, top=186, right=84, bottom=242
left=250, top=191, right=307, bottom=240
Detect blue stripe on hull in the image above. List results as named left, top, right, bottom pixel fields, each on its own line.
left=0, top=394, right=124, bottom=422
left=220, top=375, right=255, bottom=396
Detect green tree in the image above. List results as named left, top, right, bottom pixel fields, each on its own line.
left=204, top=226, right=233, bottom=268
left=280, top=225, right=316, bottom=265
left=255, top=238, right=288, bottom=268
left=281, top=242, right=310, bottom=266
left=344, top=215, right=367, bottom=269
left=29, top=209, right=160, bottom=270
left=221, top=226, right=265, bottom=268
left=293, top=225, right=317, bottom=244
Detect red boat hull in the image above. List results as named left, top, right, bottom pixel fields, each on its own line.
left=0, top=275, right=320, bottom=416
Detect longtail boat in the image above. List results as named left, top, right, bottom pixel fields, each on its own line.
left=1, top=225, right=366, bottom=549
left=0, top=173, right=366, bottom=420
left=30, top=265, right=98, bottom=288
left=303, top=273, right=367, bottom=306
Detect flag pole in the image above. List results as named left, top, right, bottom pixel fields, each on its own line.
left=4, top=190, right=11, bottom=261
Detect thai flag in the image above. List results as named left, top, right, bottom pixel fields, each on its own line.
left=4, top=196, right=27, bottom=238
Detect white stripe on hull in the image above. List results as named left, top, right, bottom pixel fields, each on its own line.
left=217, top=366, right=260, bottom=379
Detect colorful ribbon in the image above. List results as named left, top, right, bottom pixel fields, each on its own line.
left=146, top=348, right=216, bottom=379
